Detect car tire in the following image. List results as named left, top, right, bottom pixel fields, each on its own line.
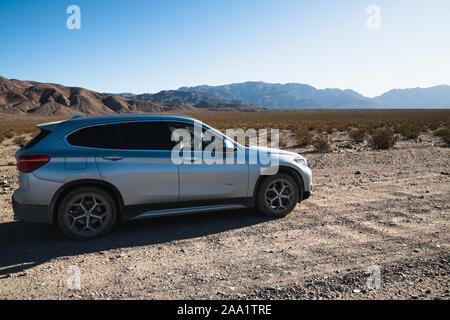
left=57, top=187, right=118, bottom=240
left=256, top=173, right=299, bottom=217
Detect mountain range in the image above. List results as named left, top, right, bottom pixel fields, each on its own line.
left=1, top=75, right=449, bottom=118
left=0, top=76, right=192, bottom=118
left=111, top=81, right=450, bottom=109
left=105, top=90, right=258, bottom=110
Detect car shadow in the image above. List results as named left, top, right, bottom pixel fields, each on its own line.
left=0, top=209, right=273, bottom=276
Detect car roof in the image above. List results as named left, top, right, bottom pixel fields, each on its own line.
left=68, top=113, right=194, bottom=122
left=37, top=113, right=195, bottom=130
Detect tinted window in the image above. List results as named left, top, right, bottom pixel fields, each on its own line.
left=167, top=122, right=196, bottom=149
left=22, top=129, right=51, bottom=150
left=67, top=126, right=104, bottom=148
left=110, top=122, right=172, bottom=150
left=68, top=122, right=173, bottom=150
left=166, top=122, right=224, bottom=151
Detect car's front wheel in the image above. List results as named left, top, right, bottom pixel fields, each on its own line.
left=57, top=187, right=118, bottom=240
left=256, top=173, right=299, bottom=217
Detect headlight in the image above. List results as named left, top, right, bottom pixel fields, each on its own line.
left=294, top=157, right=307, bottom=166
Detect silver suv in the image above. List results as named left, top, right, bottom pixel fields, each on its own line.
left=12, top=114, right=312, bottom=240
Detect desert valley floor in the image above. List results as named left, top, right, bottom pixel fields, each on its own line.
left=0, top=131, right=448, bottom=299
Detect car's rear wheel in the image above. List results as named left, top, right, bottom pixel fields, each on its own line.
left=256, top=173, right=299, bottom=217
left=57, top=187, right=117, bottom=240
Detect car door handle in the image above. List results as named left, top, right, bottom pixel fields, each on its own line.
left=103, top=156, right=124, bottom=161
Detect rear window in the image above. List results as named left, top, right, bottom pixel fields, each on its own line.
left=67, top=122, right=174, bottom=150
left=66, top=125, right=104, bottom=148
left=22, top=129, right=51, bottom=150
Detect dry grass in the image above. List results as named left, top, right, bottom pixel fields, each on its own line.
left=184, top=109, right=449, bottom=150
left=183, top=109, right=448, bottom=133
left=0, top=119, right=47, bottom=143
left=0, top=110, right=449, bottom=150
left=13, top=136, right=28, bottom=146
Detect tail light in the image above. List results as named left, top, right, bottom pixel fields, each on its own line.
left=17, top=155, right=50, bottom=173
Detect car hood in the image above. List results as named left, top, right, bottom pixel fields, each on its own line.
left=247, top=145, right=302, bottom=158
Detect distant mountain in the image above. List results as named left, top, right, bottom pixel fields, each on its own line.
left=373, top=85, right=450, bottom=108
left=0, top=76, right=192, bottom=117
left=130, top=90, right=258, bottom=109
left=2, top=76, right=449, bottom=117
left=177, top=82, right=450, bottom=108
left=178, top=82, right=375, bottom=108
left=103, top=92, right=137, bottom=99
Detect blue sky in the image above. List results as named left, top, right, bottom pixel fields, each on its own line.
left=0, top=0, right=449, bottom=97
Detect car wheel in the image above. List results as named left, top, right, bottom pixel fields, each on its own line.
left=256, top=173, right=299, bottom=217
left=57, top=187, right=118, bottom=240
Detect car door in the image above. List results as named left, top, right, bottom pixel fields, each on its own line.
left=94, top=121, right=179, bottom=206
left=166, top=121, right=249, bottom=202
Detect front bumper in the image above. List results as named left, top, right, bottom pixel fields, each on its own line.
left=12, top=196, right=53, bottom=224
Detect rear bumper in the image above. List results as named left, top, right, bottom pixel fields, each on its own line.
left=12, top=196, right=53, bottom=224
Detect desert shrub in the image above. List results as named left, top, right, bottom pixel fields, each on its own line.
left=265, top=130, right=281, bottom=146
left=13, top=136, right=27, bottom=146
left=187, top=110, right=449, bottom=136
left=434, top=127, right=450, bottom=146
left=279, top=136, right=288, bottom=147
left=395, top=123, right=421, bottom=140
left=313, top=135, right=331, bottom=153
left=4, top=130, right=14, bottom=139
left=325, top=124, right=334, bottom=134
left=340, top=122, right=353, bottom=132
left=403, top=127, right=420, bottom=139
left=369, top=128, right=396, bottom=150
left=348, top=127, right=366, bottom=143
left=425, top=120, right=440, bottom=131
left=294, top=128, right=313, bottom=147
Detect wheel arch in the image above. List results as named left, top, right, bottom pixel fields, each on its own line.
left=253, top=166, right=305, bottom=202
left=50, top=179, right=125, bottom=223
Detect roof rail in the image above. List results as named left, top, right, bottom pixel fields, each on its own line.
left=71, top=115, right=84, bottom=119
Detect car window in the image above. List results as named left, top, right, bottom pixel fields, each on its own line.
left=22, top=129, right=52, bottom=150
left=67, top=125, right=104, bottom=148
left=166, top=122, right=225, bottom=151
left=105, top=122, right=173, bottom=150
left=68, top=121, right=173, bottom=150
left=167, top=122, right=198, bottom=149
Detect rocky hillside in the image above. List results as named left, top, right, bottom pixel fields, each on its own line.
left=0, top=76, right=192, bottom=117
left=105, top=90, right=259, bottom=110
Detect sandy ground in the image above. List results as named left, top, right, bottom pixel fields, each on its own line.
left=0, top=132, right=448, bottom=300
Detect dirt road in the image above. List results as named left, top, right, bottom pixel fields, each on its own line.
left=0, top=133, right=448, bottom=299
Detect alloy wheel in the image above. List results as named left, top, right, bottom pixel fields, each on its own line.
left=264, top=178, right=295, bottom=212
left=65, top=193, right=111, bottom=237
